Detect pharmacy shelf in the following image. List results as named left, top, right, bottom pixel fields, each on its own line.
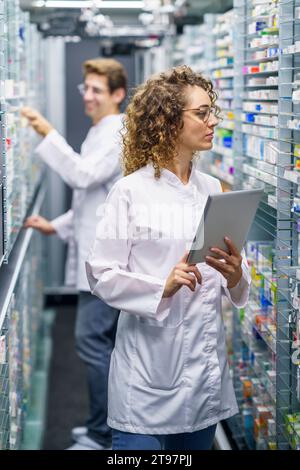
left=0, top=181, right=46, bottom=450
left=209, top=11, right=235, bottom=185
left=0, top=183, right=46, bottom=332
left=188, top=11, right=236, bottom=185
left=175, top=15, right=218, bottom=179
left=0, top=6, right=48, bottom=441
left=1, top=2, right=45, bottom=264
left=21, top=308, right=56, bottom=450
left=231, top=0, right=300, bottom=450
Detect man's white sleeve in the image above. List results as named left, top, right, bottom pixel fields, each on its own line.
left=35, top=129, right=121, bottom=190
left=51, top=209, right=74, bottom=242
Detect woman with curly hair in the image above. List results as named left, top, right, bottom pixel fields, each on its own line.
left=86, top=65, right=250, bottom=450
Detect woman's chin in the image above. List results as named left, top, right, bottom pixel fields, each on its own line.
left=197, top=142, right=213, bottom=151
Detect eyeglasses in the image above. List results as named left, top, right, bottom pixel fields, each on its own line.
left=182, top=105, right=221, bottom=123
left=77, top=83, right=108, bottom=96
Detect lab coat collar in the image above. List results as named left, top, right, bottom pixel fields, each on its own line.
left=145, top=161, right=196, bottom=189
left=93, top=113, right=124, bottom=130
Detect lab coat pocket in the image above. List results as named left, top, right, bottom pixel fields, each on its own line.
left=135, top=322, right=184, bottom=391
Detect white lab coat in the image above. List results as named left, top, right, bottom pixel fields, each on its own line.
left=35, top=114, right=124, bottom=291
left=86, top=163, right=251, bottom=434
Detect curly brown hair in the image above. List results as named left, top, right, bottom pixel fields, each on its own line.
left=122, top=65, right=219, bottom=178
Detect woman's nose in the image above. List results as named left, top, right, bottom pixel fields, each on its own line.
left=208, top=113, right=219, bottom=127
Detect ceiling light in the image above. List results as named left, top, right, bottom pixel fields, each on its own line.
left=32, top=1, right=144, bottom=9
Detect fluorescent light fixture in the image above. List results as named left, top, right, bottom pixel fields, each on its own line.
left=32, top=1, right=144, bottom=8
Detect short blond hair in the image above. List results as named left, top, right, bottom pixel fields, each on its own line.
left=83, top=58, right=127, bottom=96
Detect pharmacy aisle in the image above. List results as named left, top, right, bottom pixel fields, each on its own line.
left=1, top=0, right=300, bottom=453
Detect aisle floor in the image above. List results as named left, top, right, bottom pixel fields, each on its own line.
left=42, top=301, right=89, bottom=450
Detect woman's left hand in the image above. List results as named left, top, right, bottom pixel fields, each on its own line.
left=205, top=237, right=243, bottom=289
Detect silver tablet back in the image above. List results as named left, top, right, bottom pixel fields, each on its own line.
left=187, top=188, right=263, bottom=264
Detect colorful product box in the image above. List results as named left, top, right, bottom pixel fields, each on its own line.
left=256, top=406, right=273, bottom=430
left=285, top=412, right=300, bottom=428
left=242, top=378, right=253, bottom=399
left=254, top=418, right=261, bottom=440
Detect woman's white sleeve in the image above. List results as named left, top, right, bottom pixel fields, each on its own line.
left=85, top=183, right=171, bottom=321
left=213, top=178, right=251, bottom=308
left=221, top=249, right=251, bottom=308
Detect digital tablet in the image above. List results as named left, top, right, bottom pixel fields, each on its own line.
left=187, top=188, right=263, bottom=264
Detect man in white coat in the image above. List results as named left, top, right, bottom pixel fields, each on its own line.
left=23, top=58, right=127, bottom=450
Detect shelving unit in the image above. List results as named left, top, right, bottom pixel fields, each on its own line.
left=0, top=0, right=48, bottom=450
left=277, top=0, right=300, bottom=450
left=1, top=1, right=45, bottom=264
left=207, top=10, right=235, bottom=191
left=0, top=0, right=5, bottom=266
left=229, top=0, right=300, bottom=450
left=176, top=13, right=235, bottom=191
left=0, top=185, right=46, bottom=450
left=182, top=19, right=215, bottom=74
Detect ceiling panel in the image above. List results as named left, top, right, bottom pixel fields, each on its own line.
left=21, top=0, right=233, bottom=16
left=20, top=0, right=234, bottom=35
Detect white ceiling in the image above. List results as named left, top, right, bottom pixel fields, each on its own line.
left=21, top=0, right=233, bottom=17
left=20, top=0, right=234, bottom=34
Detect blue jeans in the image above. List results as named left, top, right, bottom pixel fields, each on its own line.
left=75, top=291, right=119, bottom=447
left=112, top=425, right=217, bottom=450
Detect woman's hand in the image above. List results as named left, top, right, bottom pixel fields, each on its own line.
left=24, top=215, right=56, bottom=235
left=163, top=252, right=202, bottom=298
left=205, top=237, right=242, bottom=289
